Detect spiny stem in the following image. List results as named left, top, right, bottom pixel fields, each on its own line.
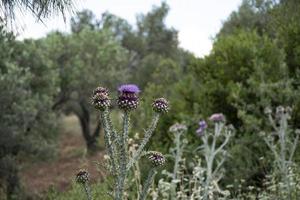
left=204, top=123, right=221, bottom=200
left=116, top=111, right=130, bottom=200
left=127, top=113, right=160, bottom=170
left=107, top=112, right=119, bottom=147
left=289, top=133, right=299, bottom=162
left=83, top=182, right=92, bottom=200
left=101, top=110, right=117, bottom=173
left=139, top=168, right=157, bottom=200
left=172, top=132, right=182, bottom=179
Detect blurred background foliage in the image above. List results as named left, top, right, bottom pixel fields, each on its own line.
left=1, top=0, right=300, bottom=199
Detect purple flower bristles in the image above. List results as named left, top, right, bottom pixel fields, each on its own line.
left=118, top=84, right=141, bottom=94
left=147, top=151, right=166, bottom=167
left=91, top=86, right=111, bottom=111
left=196, top=120, right=207, bottom=136
left=117, top=84, right=140, bottom=111
left=152, top=98, right=169, bottom=114
left=209, top=113, right=225, bottom=123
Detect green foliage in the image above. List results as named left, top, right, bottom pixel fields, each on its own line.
left=0, top=25, right=59, bottom=198
left=46, top=181, right=112, bottom=200
left=205, top=30, right=293, bottom=131
left=40, top=17, right=131, bottom=151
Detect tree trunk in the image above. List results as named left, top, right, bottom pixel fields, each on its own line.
left=76, top=100, right=101, bottom=153
left=52, top=96, right=102, bottom=153
left=0, top=157, right=21, bottom=200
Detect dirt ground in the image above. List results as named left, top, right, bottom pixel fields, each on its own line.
left=20, top=115, right=105, bottom=196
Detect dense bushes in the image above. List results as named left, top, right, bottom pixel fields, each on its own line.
left=0, top=26, right=59, bottom=199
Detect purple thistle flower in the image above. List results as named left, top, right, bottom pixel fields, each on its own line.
left=209, top=113, right=225, bottom=123
left=118, top=84, right=140, bottom=94
left=196, top=120, right=207, bottom=136
left=117, top=84, right=140, bottom=111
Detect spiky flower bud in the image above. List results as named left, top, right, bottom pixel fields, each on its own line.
left=169, top=123, right=187, bottom=134
left=152, top=98, right=169, bottom=113
left=91, top=86, right=111, bottom=110
left=209, top=113, right=225, bottom=123
left=264, top=107, right=272, bottom=115
left=276, top=106, right=285, bottom=115
left=93, top=86, right=108, bottom=96
left=285, top=106, right=292, bottom=115
left=117, top=84, right=140, bottom=111
left=147, top=151, right=166, bottom=167
left=76, top=169, right=89, bottom=184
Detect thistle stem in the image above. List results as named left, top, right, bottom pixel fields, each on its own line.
left=139, top=168, right=157, bottom=200
left=204, top=122, right=221, bottom=200
left=83, top=182, right=92, bottom=200
left=115, top=111, right=130, bottom=200
left=172, top=132, right=182, bottom=179
left=101, top=110, right=117, bottom=173
left=127, top=113, right=160, bottom=170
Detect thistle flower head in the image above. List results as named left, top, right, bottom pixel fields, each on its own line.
left=118, top=84, right=141, bottom=94
left=76, top=169, right=89, bottom=184
left=169, top=123, right=187, bottom=134
left=117, top=84, right=140, bottom=111
left=152, top=98, right=169, bottom=114
left=276, top=106, right=285, bottom=115
left=147, top=151, right=166, bottom=167
left=93, top=86, right=108, bottom=96
left=91, top=86, right=111, bottom=111
left=264, top=107, right=272, bottom=115
left=196, top=120, right=207, bottom=136
left=285, top=106, right=292, bottom=115
left=209, top=113, right=225, bottom=123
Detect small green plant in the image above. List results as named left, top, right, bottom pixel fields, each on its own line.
left=90, top=84, right=168, bottom=200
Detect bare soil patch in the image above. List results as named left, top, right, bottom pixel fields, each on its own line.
left=20, top=115, right=105, bottom=196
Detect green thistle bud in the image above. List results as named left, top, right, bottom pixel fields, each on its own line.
left=76, top=169, right=89, bottom=184
left=93, top=86, right=108, bottom=96
left=152, top=98, right=169, bottom=114
left=91, top=86, right=111, bottom=111
left=147, top=151, right=166, bottom=167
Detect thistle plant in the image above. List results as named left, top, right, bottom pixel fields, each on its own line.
left=155, top=114, right=232, bottom=200
left=167, top=123, right=188, bottom=199
left=197, top=113, right=233, bottom=200
left=91, top=84, right=168, bottom=200
left=169, top=123, right=188, bottom=180
left=262, top=106, right=300, bottom=199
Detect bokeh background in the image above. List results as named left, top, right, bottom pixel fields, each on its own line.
left=1, top=0, right=300, bottom=199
